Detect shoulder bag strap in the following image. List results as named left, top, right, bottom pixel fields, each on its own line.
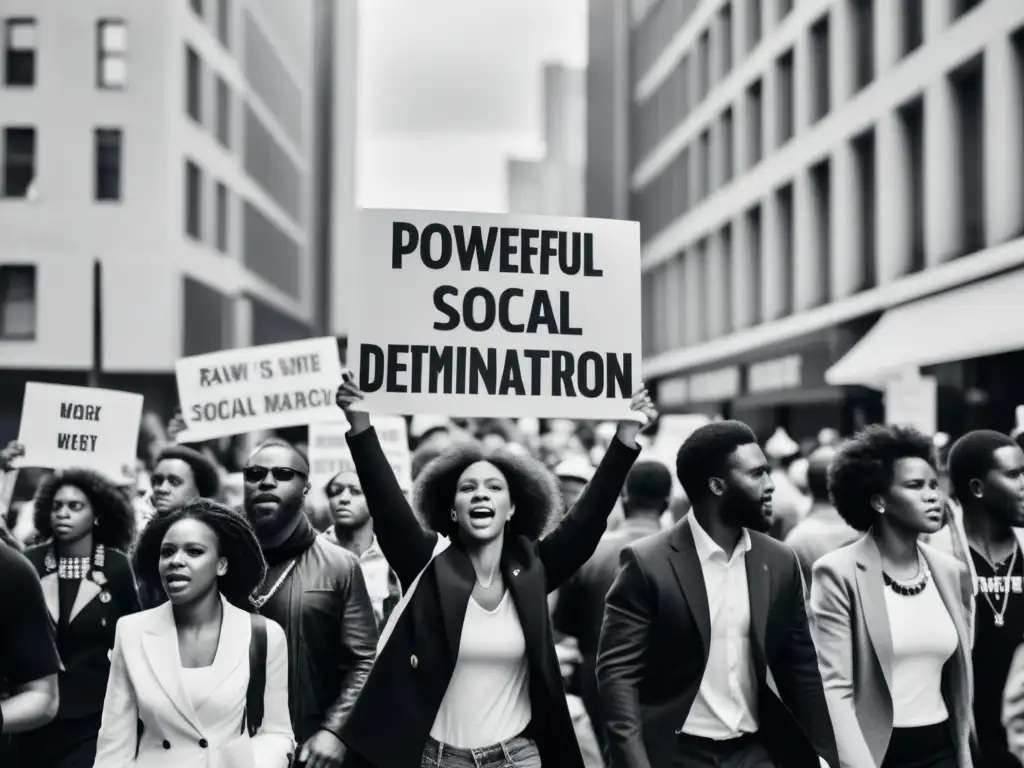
left=242, top=613, right=268, bottom=736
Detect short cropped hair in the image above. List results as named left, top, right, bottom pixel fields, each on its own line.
left=132, top=499, right=266, bottom=611
left=414, top=441, right=560, bottom=542
left=34, top=468, right=136, bottom=551
left=624, top=461, right=673, bottom=508
left=947, top=430, right=1019, bottom=502
left=806, top=445, right=838, bottom=503
left=675, top=420, right=758, bottom=502
left=827, top=424, right=935, bottom=532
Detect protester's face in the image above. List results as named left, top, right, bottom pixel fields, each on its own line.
left=158, top=517, right=225, bottom=605
left=50, top=484, right=95, bottom=545
left=151, top=459, right=199, bottom=512
left=326, top=471, right=369, bottom=529
left=882, top=457, right=944, bottom=535
left=981, top=446, right=1024, bottom=526
left=244, top=446, right=309, bottom=542
left=453, top=461, right=514, bottom=543
left=558, top=477, right=587, bottom=512
left=719, top=443, right=775, bottom=533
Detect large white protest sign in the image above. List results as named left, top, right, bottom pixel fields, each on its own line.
left=15, top=383, right=144, bottom=475
left=175, top=337, right=343, bottom=442
left=309, top=415, right=412, bottom=492
left=348, top=209, right=642, bottom=420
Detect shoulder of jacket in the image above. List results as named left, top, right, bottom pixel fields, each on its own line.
left=313, top=537, right=361, bottom=571
left=626, top=527, right=673, bottom=559
left=811, top=543, right=859, bottom=579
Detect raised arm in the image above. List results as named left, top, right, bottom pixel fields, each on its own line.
left=596, top=547, right=655, bottom=768
left=808, top=559, right=875, bottom=768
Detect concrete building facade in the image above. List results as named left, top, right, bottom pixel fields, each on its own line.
left=616, top=0, right=1024, bottom=438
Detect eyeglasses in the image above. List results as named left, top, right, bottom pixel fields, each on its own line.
left=242, top=465, right=308, bottom=484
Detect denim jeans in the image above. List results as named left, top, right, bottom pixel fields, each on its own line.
left=420, top=734, right=542, bottom=768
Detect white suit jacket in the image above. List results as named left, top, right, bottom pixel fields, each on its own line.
left=93, top=595, right=294, bottom=768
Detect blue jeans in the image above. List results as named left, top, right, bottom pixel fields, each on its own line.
left=420, top=734, right=542, bottom=768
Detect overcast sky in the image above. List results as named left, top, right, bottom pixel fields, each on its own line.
left=356, top=0, right=587, bottom=213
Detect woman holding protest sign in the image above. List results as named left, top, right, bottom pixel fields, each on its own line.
left=18, top=467, right=141, bottom=768
left=333, top=371, right=656, bottom=768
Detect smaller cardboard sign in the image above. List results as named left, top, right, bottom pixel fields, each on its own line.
left=175, top=337, right=343, bottom=442
left=309, top=415, right=412, bottom=493
left=15, top=383, right=144, bottom=475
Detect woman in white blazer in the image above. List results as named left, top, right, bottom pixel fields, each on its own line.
left=93, top=499, right=295, bottom=768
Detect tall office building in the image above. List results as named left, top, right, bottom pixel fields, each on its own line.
left=0, top=0, right=358, bottom=434
left=507, top=63, right=586, bottom=216
left=609, top=0, right=1024, bottom=438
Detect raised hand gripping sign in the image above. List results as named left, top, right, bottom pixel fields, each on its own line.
left=348, top=209, right=642, bottom=421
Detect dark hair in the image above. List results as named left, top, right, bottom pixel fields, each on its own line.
left=132, top=498, right=266, bottom=611
left=156, top=445, right=222, bottom=499
left=624, top=461, right=673, bottom=509
left=675, top=420, right=758, bottom=502
left=807, top=446, right=838, bottom=503
left=947, top=430, right=1020, bottom=502
left=827, top=424, right=936, bottom=532
left=414, top=441, right=560, bottom=541
left=34, top=468, right=136, bottom=551
left=249, top=438, right=309, bottom=474
left=411, top=443, right=446, bottom=481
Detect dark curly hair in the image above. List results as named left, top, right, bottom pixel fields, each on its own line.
left=413, top=441, right=561, bottom=542
left=827, top=424, right=936, bottom=532
left=34, top=468, right=136, bottom=552
left=675, top=420, right=758, bottom=502
left=132, top=499, right=266, bottom=612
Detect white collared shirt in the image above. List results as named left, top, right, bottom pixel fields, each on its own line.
left=681, top=515, right=759, bottom=740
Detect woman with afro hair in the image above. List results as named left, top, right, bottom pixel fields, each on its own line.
left=94, top=499, right=295, bottom=767
left=809, top=425, right=974, bottom=768
left=17, top=467, right=141, bottom=768
left=333, top=373, right=656, bottom=768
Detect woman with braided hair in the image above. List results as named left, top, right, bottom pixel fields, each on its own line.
left=17, top=468, right=140, bottom=767
left=94, top=499, right=295, bottom=767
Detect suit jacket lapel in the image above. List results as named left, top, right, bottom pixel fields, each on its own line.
left=853, top=536, right=894, bottom=696
left=141, top=603, right=203, bottom=735
left=433, top=546, right=475, bottom=662
left=669, top=521, right=711, bottom=662
left=68, top=577, right=102, bottom=623
left=198, top=597, right=248, bottom=710
left=40, top=572, right=59, bottom=624
left=744, top=539, right=770, bottom=659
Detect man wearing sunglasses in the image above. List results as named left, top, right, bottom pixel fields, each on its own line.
left=243, top=438, right=378, bottom=768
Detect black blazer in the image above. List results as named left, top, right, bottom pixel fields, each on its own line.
left=596, top=518, right=840, bottom=768
left=339, top=427, right=639, bottom=768
left=24, top=543, right=141, bottom=719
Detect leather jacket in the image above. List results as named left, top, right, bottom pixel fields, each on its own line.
left=257, top=536, right=379, bottom=744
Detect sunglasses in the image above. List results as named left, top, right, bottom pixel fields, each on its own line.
left=242, top=465, right=308, bottom=484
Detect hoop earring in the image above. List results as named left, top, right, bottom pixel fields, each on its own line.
left=450, top=510, right=457, bottom=522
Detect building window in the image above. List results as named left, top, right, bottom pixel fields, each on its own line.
left=747, top=0, right=762, bottom=54
left=852, top=129, right=877, bottom=291
left=186, top=46, right=202, bottom=123
left=217, top=0, right=231, bottom=48
left=186, top=159, right=202, bottom=240
left=3, top=127, right=36, bottom=198
left=191, top=0, right=204, bottom=18
left=0, top=265, right=36, bottom=340
left=94, top=128, right=122, bottom=201
left=215, top=181, right=229, bottom=253
left=778, top=0, right=795, bottom=21
left=697, top=30, right=711, bottom=101
left=952, top=57, right=985, bottom=253
left=215, top=76, right=231, bottom=148
left=97, top=20, right=127, bottom=89
left=852, top=0, right=875, bottom=92
left=746, top=79, right=763, bottom=168
left=776, top=49, right=795, bottom=146
left=719, top=4, right=733, bottom=78
left=902, top=0, right=924, bottom=56
left=810, top=15, right=831, bottom=122
left=4, top=18, right=36, bottom=87
left=721, top=108, right=734, bottom=184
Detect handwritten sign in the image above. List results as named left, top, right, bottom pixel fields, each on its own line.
left=175, top=337, right=343, bottom=442
left=15, top=383, right=143, bottom=475
left=347, top=209, right=642, bottom=420
left=309, top=415, right=412, bottom=493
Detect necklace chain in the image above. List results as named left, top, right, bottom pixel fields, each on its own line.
left=251, top=559, right=299, bottom=610
left=476, top=564, right=500, bottom=589
left=978, top=541, right=1018, bottom=628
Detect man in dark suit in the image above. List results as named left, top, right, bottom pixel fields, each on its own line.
left=596, top=421, right=838, bottom=768
left=555, top=460, right=673, bottom=760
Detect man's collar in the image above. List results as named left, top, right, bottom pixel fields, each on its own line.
left=688, top=513, right=752, bottom=563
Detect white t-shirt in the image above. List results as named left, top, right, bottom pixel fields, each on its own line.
left=429, top=591, right=532, bottom=748
left=884, top=575, right=959, bottom=727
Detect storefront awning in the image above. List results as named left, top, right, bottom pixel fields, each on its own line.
left=825, top=268, right=1024, bottom=387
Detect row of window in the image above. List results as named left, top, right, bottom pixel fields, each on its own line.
left=2, top=16, right=127, bottom=90
left=186, top=44, right=232, bottom=150
left=190, top=0, right=232, bottom=51
left=185, top=159, right=230, bottom=255
left=1, top=126, right=122, bottom=201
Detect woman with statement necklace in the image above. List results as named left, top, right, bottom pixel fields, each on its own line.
left=18, top=468, right=140, bottom=768
left=810, top=426, right=974, bottom=768
left=94, top=499, right=294, bottom=767
left=334, top=373, right=656, bottom=768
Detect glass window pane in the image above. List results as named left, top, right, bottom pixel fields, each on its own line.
left=102, top=23, right=127, bottom=53
left=9, top=21, right=37, bottom=50
left=101, top=57, right=127, bottom=88
left=1, top=302, right=36, bottom=338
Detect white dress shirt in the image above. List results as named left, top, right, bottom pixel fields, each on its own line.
left=680, top=515, right=759, bottom=740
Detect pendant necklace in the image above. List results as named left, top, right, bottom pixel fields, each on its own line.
left=980, top=541, right=1018, bottom=628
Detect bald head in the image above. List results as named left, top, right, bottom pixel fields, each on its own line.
left=807, top=445, right=838, bottom=503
